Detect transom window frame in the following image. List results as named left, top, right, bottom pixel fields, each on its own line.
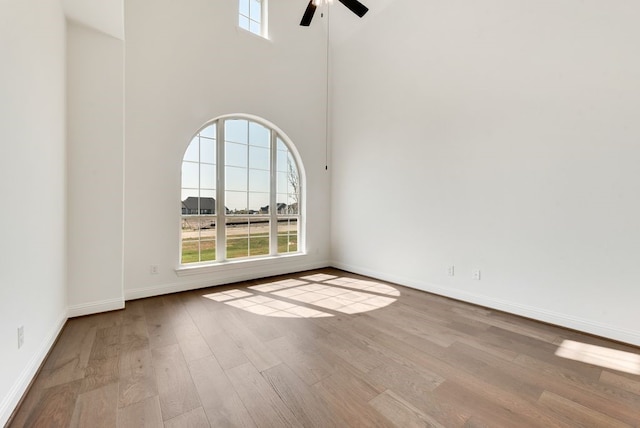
left=178, top=114, right=305, bottom=268
left=239, top=0, right=268, bottom=38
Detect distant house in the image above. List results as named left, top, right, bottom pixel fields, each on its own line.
left=182, top=197, right=215, bottom=214
left=259, top=203, right=289, bottom=214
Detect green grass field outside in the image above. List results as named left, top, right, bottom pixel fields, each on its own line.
left=181, top=233, right=298, bottom=264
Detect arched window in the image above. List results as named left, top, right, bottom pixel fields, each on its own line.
left=181, top=115, right=302, bottom=264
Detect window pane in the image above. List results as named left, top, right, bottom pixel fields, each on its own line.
left=200, top=124, right=216, bottom=139
left=182, top=196, right=202, bottom=215
left=184, top=138, right=199, bottom=162
left=278, top=218, right=297, bottom=234
left=239, top=0, right=249, bottom=17
left=182, top=161, right=199, bottom=189
left=181, top=239, right=199, bottom=264
left=289, top=236, right=298, bottom=252
left=225, top=119, right=248, bottom=144
left=249, top=146, right=269, bottom=170
left=200, top=164, right=216, bottom=190
left=249, top=192, right=269, bottom=213
left=226, top=141, right=247, bottom=167
left=276, top=149, right=288, bottom=172
left=239, top=15, right=250, bottom=30
left=287, top=194, right=299, bottom=214
left=276, top=193, right=299, bottom=214
left=200, top=240, right=216, bottom=262
left=278, top=218, right=298, bottom=253
left=200, top=137, right=215, bottom=164
left=287, top=153, right=298, bottom=170
left=277, top=157, right=299, bottom=197
left=288, top=163, right=299, bottom=194
left=249, top=0, right=261, bottom=21
left=249, top=122, right=270, bottom=148
left=194, top=191, right=216, bottom=215
left=198, top=197, right=216, bottom=215
left=181, top=216, right=217, bottom=263
left=249, top=169, right=269, bottom=192
left=249, top=20, right=261, bottom=35
left=277, top=172, right=287, bottom=193
left=226, top=190, right=247, bottom=213
left=198, top=217, right=216, bottom=238
left=200, top=188, right=215, bottom=199
left=227, top=237, right=249, bottom=259
left=249, top=218, right=269, bottom=256
left=250, top=236, right=269, bottom=256
left=181, top=188, right=198, bottom=205
left=226, top=217, right=249, bottom=259
left=226, top=166, right=247, bottom=192
left=182, top=217, right=200, bottom=241
left=276, top=194, right=287, bottom=214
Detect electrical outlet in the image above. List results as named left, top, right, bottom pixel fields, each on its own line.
left=17, top=326, right=24, bottom=349
left=473, top=269, right=481, bottom=280
left=150, top=265, right=159, bottom=274
left=447, top=266, right=455, bottom=277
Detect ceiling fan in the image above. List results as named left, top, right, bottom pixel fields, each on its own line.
left=300, top=0, right=369, bottom=26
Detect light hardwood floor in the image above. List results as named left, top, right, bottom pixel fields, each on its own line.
left=9, top=268, right=640, bottom=427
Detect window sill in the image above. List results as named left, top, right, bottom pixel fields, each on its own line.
left=175, top=252, right=305, bottom=277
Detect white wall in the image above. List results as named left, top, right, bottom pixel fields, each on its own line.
left=0, top=0, right=68, bottom=424
left=66, top=22, right=125, bottom=316
left=63, top=0, right=124, bottom=39
left=124, top=0, right=331, bottom=298
left=330, top=0, right=640, bottom=345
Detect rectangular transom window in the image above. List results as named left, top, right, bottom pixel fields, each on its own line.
left=239, top=0, right=267, bottom=38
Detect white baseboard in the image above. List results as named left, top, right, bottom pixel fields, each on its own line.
left=331, top=261, right=640, bottom=347
left=0, top=311, right=67, bottom=427
left=67, top=297, right=125, bottom=318
left=126, top=259, right=330, bottom=301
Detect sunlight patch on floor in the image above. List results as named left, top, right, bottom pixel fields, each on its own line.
left=202, top=275, right=399, bottom=318
left=555, top=340, right=640, bottom=375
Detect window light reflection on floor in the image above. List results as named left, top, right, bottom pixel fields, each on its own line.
left=203, top=274, right=399, bottom=318
left=555, top=340, right=640, bottom=375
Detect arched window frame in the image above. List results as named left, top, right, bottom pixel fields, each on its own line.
left=179, top=114, right=305, bottom=266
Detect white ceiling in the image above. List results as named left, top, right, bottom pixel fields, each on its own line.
left=63, top=0, right=124, bottom=39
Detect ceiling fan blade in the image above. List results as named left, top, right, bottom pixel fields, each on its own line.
left=338, top=0, right=369, bottom=17
left=300, top=1, right=317, bottom=26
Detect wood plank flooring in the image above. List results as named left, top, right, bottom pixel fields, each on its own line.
left=9, top=268, right=640, bottom=427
